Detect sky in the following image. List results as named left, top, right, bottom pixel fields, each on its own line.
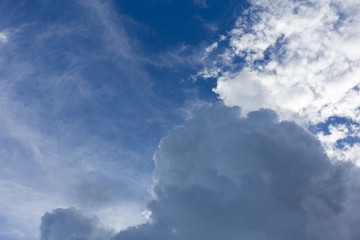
left=1, top=0, right=360, bottom=239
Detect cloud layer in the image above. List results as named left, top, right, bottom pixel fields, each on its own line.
left=39, top=103, right=359, bottom=240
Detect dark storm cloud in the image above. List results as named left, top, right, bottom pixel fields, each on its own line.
left=42, top=103, right=360, bottom=240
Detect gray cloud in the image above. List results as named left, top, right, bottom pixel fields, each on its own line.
left=41, top=103, right=360, bottom=239
left=40, top=208, right=112, bottom=240
left=112, top=103, right=358, bottom=240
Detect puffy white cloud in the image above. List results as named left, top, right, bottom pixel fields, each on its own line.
left=198, top=0, right=360, bottom=160
left=218, top=0, right=360, bottom=122
left=109, top=103, right=360, bottom=240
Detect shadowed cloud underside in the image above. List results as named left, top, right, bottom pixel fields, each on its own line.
left=42, top=104, right=360, bottom=240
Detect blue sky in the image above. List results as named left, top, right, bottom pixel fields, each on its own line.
left=0, top=0, right=237, bottom=238
left=2, top=0, right=360, bottom=239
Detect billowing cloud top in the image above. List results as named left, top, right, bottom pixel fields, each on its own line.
left=215, top=0, right=360, bottom=122
left=197, top=0, right=360, bottom=163
left=40, top=103, right=360, bottom=240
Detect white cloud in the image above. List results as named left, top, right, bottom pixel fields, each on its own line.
left=0, top=0, right=156, bottom=238
left=198, top=0, right=360, bottom=161
left=205, top=42, right=218, bottom=54
left=0, top=32, right=8, bottom=43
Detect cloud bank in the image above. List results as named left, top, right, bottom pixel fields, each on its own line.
left=198, top=0, right=360, bottom=162
left=42, top=103, right=360, bottom=239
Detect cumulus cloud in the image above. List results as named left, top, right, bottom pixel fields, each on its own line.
left=109, top=103, right=360, bottom=239
left=40, top=208, right=113, bottom=240
left=198, top=0, right=360, bottom=161
left=217, top=0, right=360, bottom=122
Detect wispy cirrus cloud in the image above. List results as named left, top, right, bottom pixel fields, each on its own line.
left=0, top=0, right=170, bottom=238
left=1, top=0, right=224, bottom=236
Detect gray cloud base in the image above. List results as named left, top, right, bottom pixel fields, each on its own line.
left=40, top=208, right=112, bottom=240
left=42, top=103, right=360, bottom=240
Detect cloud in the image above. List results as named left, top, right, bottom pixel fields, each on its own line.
left=4, top=0, right=360, bottom=239
left=193, top=0, right=208, bottom=8
left=0, top=31, right=8, bottom=43
left=197, top=0, right=360, bottom=161
left=107, top=103, right=359, bottom=240
left=0, top=0, right=157, bottom=238
left=215, top=0, right=360, bottom=122
left=1, top=0, right=217, bottom=236
left=40, top=208, right=113, bottom=240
